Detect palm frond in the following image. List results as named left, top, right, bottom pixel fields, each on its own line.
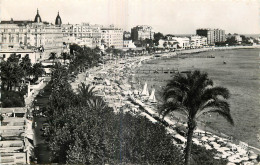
left=160, top=101, right=188, bottom=118
left=201, top=86, right=230, bottom=102
left=196, top=100, right=233, bottom=125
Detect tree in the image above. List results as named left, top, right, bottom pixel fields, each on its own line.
left=77, top=83, right=97, bottom=105
left=161, top=70, right=234, bottom=165
left=49, top=52, right=57, bottom=65
left=61, top=52, right=70, bottom=64
left=20, top=54, right=32, bottom=79
left=154, top=32, right=164, bottom=45
left=0, top=60, right=24, bottom=91
left=31, top=63, right=44, bottom=82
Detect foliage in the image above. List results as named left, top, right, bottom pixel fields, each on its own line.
left=1, top=53, right=45, bottom=91
left=31, top=63, right=44, bottom=82
left=161, top=70, right=233, bottom=165
left=20, top=54, right=32, bottom=78
left=154, top=32, right=164, bottom=45
left=1, top=89, right=25, bottom=107
left=0, top=56, right=24, bottom=91
left=45, top=64, right=184, bottom=164
left=191, top=145, right=227, bottom=165
left=68, top=45, right=101, bottom=73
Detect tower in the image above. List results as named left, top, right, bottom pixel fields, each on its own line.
left=55, top=11, right=62, bottom=26
left=34, top=9, right=42, bottom=23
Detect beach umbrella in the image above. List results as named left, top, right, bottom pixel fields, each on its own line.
left=192, top=138, right=200, bottom=145
left=201, top=136, right=208, bottom=141
left=205, top=144, right=212, bottom=150
left=240, top=155, right=249, bottom=161
left=242, top=161, right=254, bottom=165
left=208, top=137, right=215, bottom=141
left=249, top=152, right=258, bottom=160
left=226, top=163, right=236, bottom=165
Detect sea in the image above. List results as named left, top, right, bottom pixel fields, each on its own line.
left=135, top=48, right=260, bottom=148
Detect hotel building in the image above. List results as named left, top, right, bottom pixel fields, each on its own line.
left=196, top=28, right=226, bottom=45
left=101, top=25, right=123, bottom=49
left=61, top=23, right=102, bottom=48
left=0, top=9, right=64, bottom=61
left=131, top=25, right=155, bottom=41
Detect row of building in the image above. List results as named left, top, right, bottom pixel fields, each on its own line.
left=1, top=9, right=254, bottom=63
left=157, top=35, right=208, bottom=49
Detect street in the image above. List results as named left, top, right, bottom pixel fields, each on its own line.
left=33, top=116, right=51, bottom=164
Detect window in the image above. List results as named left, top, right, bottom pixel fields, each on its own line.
left=3, top=54, right=6, bottom=58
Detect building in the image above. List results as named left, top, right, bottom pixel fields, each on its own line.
left=131, top=25, right=154, bottom=41
left=196, top=28, right=226, bottom=45
left=0, top=49, right=41, bottom=64
left=158, top=39, right=178, bottom=49
left=62, top=23, right=102, bottom=48
left=171, top=37, right=190, bottom=49
left=0, top=9, right=64, bottom=60
left=101, top=25, right=123, bottom=49
left=0, top=108, right=34, bottom=165
left=201, top=36, right=208, bottom=46
left=123, top=40, right=136, bottom=49
left=190, top=35, right=202, bottom=48
left=189, top=35, right=208, bottom=48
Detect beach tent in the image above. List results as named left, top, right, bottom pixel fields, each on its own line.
left=148, top=88, right=157, bottom=103
left=141, top=82, right=149, bottom=96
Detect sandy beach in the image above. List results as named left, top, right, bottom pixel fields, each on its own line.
left=134, top=48, right=260, bottom=149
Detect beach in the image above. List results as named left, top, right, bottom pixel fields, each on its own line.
left=134, top=48, right=260, bottom=148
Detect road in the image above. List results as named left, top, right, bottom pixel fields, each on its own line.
left=33, top=116, right=51, bottom=164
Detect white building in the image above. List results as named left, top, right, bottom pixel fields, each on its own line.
left=62, top=23, right=102, bottom=48
left=190, top=35, right=202, bottom=48
left=123, top=40, right=136, bottom=49
left=234, top=35, right=242, bottom=43
left=158, top=39, right=178, bottom=49
left=171, top=37, right=190, bottom=49
left=201, top=37, right=208, bottom=46
left=101, top=25, right=123, bottom=49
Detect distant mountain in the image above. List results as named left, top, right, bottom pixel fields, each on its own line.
left=241, top=34, right=260, bottom=38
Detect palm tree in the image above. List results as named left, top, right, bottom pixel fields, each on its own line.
left=61, top=52, right=69, bottom=64
left=161, top=70, right=234, bottom=165
left=49, top=52, right=57, bottom=65
left=87, top=97, right=107, bottom=112
left=77, top=83, right=97, bottom=99
left=31, top=63, right=44, bottom=82
left=0, top=61, right=24, bottom=91
left=20, top=54, right=32, bottom=79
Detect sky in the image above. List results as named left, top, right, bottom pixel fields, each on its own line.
left=0, top=0, right=260, bottom=34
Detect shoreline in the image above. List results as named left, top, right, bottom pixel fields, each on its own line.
left=70, top=45, right=260, bottom=158
left=155, top=45, right=260, bottom=57
left=133, top=46, right=260, bottom=154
